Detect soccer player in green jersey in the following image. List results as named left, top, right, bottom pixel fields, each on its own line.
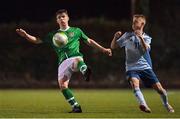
left=16, top=9, right=112, bottom=113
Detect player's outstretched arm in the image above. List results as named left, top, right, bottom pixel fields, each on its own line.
left=111, top=31, right=122, bottom=49
left=16, top=28, right=42, bottom=44
left=86, top=38, right=112, bottom=56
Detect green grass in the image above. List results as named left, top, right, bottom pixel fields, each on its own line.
left=0, top=89, right=179, bottom=118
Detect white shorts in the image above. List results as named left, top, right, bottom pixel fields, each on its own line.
left=58, top=56, right=83, bottom=80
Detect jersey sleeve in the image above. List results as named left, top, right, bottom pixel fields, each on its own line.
left=144, top=34, right=152, bottom=45
left=78, top=28, right=89, bottom=43
left=42, top=32, right=54, bottom=44
left=116, top=32, right=130, bottom=47
left=143, top=33, right=152, bottom=49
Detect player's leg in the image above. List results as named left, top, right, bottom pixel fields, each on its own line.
left=127, top=71, right=151, bottom=113
left=129, top=78, right=151, bottom=113
left=58, top=58, right=82, bottom=113
left=58, top=77, right=82, bottom=113
left=142, top=69, right=174, bottom=113
left=152, top=82, right=175, bottom=113
left=73, top=57, right=91, bottom=81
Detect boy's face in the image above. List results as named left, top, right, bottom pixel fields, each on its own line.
left=56, top=13, right=69, bottom=27
left=132, top=17, right=145, bottom=31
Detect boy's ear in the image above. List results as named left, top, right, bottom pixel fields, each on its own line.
left=141, top=22, right=145, bottom=26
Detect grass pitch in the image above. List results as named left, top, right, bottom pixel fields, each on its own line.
left=0, top=89, right=179, bottom=118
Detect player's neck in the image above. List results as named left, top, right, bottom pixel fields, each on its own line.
left=133, top=29, right=144, bottom=34
left=60, top=26, right=70, bottom=31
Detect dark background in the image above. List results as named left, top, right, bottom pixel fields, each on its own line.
left=0, top=0, right=180, bottom=88
left=0, top=0, right=131, bottom=23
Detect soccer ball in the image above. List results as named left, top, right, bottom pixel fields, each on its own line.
left=52, top=32, right=68, bottom=48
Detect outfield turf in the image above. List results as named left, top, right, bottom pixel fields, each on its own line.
left=0, top=89, right=179, bottom=118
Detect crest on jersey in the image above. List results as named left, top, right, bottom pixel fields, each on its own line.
left=68, top=32, right=74, bottom=37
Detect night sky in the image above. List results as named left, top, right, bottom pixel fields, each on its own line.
left=0, top=0, right=131, bottom=23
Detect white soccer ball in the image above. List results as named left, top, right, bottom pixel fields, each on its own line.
left=52, top=32, right=68, bottom=48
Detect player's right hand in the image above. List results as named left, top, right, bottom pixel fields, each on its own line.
left=16, top=28, right=27, bottom=38
left=104, top=48, right=112, bottom=56
left=114, top=31, right=122, bottom=40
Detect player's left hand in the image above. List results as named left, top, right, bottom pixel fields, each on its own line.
left=135, top=30, right=143, bottom=38
left=103, top=48, right=112, bottom=56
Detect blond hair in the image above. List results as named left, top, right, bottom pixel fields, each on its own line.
left=133, top=14, right=146, bottom=25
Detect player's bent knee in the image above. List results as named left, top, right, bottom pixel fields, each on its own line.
left=60, top=84, right=68, bottom=90
left=129, top=78, right=140, bottom=88
left=153, top=83, right=165, bottom=94
left=157, top=88, right=166, bottom=95
left=72, top=57, right=84, bottom=71
left=59, top=82, right=68, bottom=90
left=58, top=76, right=69, bottom=90
left=75, top=57, right=83, bottom=63
left=155, top=87, right=166, bottom=95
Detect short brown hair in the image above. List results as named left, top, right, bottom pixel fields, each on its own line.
left=56, top=9, right=68, bottom=16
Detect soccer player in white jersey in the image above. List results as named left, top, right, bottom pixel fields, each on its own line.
left=16, top=9, right=112, bottom=113
left=111, top=14, right=174, bottom=113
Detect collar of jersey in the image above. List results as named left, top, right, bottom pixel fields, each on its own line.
left=59, top=26, right=70, bottom=31
left=132, top=31, right=145, bottom=37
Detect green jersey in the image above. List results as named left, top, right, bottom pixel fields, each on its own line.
left=43, top=27, right=89, bottom=64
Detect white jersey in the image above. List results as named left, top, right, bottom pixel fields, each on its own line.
left=116, top=32, right=152, bottom=71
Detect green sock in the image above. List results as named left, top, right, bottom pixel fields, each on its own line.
left=62, top=88, right=79, bottom=108
left=77, top=61, right=87, bottom=74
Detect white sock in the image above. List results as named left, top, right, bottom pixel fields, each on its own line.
left=159, top=89, right=168, bottom=106
left=134, top=87, right=147, bottom=106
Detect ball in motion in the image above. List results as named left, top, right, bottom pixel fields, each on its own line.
left=52, top=32, right=68, bottom=48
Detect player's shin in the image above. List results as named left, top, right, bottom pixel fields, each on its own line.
left=158, top=89, right=175, bottom=112
left=134, top=87, right=151, bottom=113
left=158, top=89, right=168, bottom=105
left=62, top=88, right=80, bottom=108
left=134, top=87, right=148, bottom=106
